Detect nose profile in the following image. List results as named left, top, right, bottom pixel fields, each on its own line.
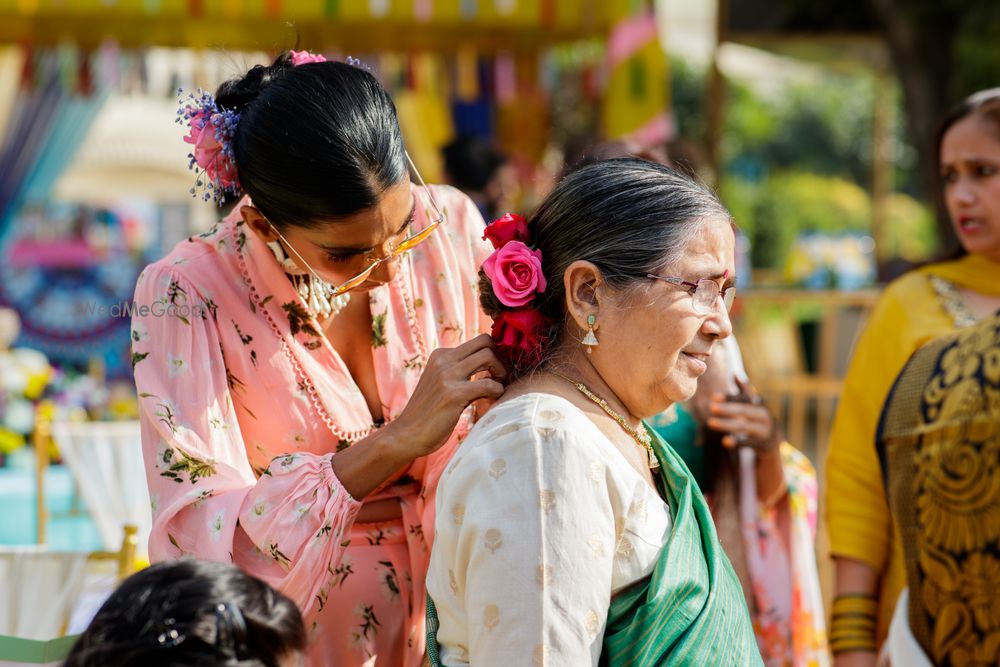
left=702, top=298, right=733, bottom=340
left=370, top=251, right=400, bottom=285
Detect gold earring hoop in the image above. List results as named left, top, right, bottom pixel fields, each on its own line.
left=582, top=314, right=599, bottom=353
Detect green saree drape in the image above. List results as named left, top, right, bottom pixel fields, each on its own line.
left=597, top=428, right=761, bottom=665
left=427, top=426, right=762, bottom=666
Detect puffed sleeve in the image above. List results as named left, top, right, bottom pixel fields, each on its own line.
left=131, top=264, right=361, bottom=615
left=437, top=404, right=616, bottom=666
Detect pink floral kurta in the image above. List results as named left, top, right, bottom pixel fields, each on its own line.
left=738, top=444, right=829, bottom=667
left=131, top=185, right=490, bottom=666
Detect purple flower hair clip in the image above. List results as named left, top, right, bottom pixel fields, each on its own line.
left=176, top=88, right=241, bottom=205
left=345, top=55, right=372, bottom=71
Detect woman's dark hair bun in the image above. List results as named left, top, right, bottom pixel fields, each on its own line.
left=215, top=52, right=295, bottom=115
left=478, top=269, right=504, bottom=320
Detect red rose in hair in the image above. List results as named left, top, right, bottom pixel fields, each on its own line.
left=483, top=213, right=531, bottom=249
left=491, top=309, right=551, bottom=367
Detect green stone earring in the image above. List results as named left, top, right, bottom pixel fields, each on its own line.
left=582, top=314, right=599, bottom=352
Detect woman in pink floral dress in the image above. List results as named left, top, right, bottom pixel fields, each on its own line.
left=131, top=52, right=501, bottom=666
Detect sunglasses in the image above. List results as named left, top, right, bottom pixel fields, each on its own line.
left=273, top=152, right=446, bottom=298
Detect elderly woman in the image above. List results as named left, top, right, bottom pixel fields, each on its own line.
left=426, top=158, right=762, bottom=665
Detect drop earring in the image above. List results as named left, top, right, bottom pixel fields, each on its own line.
left=582, top=314, right=599, bottom=353
left=266, top=226, right=350, bottom=322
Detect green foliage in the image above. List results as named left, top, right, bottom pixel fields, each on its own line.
left=723, top=75, right=881, bottom=187
left=955, top=6, right=1000, bottom=97
left=881, top=193, right=940, bottom=261
left=669, top=57, right=707, bottom=144
left=722, top=172, right=866, bottom=268
left=670, top=53, right=942, bottom=270
left=721, top=171, right=936, bottom=269
left=719, top=176, right=758, bottom=238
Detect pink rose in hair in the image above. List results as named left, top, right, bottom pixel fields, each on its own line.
left=491, top=309, right=551, bottom=367
left=483, top=241, right=547, bottom=308
left=289, top=51, right=327, bottom=66
left=184, top=111, right=239, bottom=190
left=483, top=213, right=531, bottom=249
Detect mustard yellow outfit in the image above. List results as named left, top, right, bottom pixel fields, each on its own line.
left=825, top=254, right=1000, bottom=641
left=877, top=313, right=1000, bottom=665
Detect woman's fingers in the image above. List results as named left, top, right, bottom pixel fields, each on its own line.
left=707, top=415, right=768, bottom=438
left=453, top=346, right=507, bottom=381
left=734, top=376, right=762, bottom=400
left=464, top=377, right=505, bottom=400
left=710, top=401, right=770, bottom=424
left=451, top=333, right=496, bottom=357
left=707, top=387, right=782, bottom=452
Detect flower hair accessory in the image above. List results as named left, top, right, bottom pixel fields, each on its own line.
left=289, top=50, right=327, bottom=66
left=482, top=213, right=552, bottom=367
left=177, top=89, right=241, bottom=204
left=483, top=212, right=531, bottom=249
left=177, top=50, right=332, bottom=205
left=483, top=242, right=546, bottom=307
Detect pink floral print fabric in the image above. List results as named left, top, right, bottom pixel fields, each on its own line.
left=131, top=185, right=489, bottom=666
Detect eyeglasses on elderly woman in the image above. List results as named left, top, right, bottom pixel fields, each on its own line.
left=646, top=273, right=736, bottom=315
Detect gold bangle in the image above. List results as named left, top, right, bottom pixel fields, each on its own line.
left=830, top=618, right=877, bottom=629
left=830, top=594, right=878, bottom=656
left=832, top=594, right=878, bottom=614
left=830, top=641, right=878, bottom=655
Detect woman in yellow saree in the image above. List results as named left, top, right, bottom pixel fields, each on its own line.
left=825, top=88, right=1000, bottom=665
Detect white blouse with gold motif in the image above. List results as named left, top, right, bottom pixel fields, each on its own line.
left=426, top=392, right=673, bottom=666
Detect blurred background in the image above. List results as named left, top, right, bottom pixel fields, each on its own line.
left=0, top=0, right=997, bottom=651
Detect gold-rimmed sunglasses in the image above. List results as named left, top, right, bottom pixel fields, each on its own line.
left=273, top=152, right=446, bottom=297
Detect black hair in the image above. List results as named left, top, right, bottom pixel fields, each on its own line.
left=63, top=558, right=306, bottom=667
left=480, top=157, right=732, bottom=374
left=934, top=87, right=1000, bottom=170
left=931, top=88, right=1000, bottom=260
left=215, top=52, right=407, bottom=229
left=441, top=135, right=506, bottom=192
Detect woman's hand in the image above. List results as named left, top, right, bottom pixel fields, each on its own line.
left=705, top=378, right=781, bottom=453
left=331, top=334, right=506, bottom=500
left=388, top=334, right=507, bottom=459
left=705, top=378, right=786, bottom=505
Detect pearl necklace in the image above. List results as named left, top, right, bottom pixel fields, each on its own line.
left=266, top=239, right=350, bottom=322
left=553, top=372, right=659, bottom=470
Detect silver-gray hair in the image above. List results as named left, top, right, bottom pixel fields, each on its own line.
left=533, top=156, right=729, bottom=314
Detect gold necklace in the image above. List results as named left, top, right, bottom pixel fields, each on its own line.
left=553, top=372, right=659, bottom=470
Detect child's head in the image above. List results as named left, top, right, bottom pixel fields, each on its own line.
left=64, top=558, right=306, bottom=667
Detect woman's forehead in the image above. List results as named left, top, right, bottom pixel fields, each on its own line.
left=296, top=180, right=414, bottom=247
left=664, top=219, right=735, bottom=275
left=943, top=114, right=1000, bottom=159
